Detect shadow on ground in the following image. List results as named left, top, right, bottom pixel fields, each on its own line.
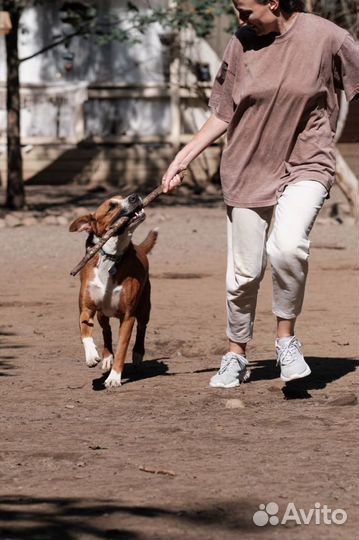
left=92, top=358, right=171, bottom=391
left=25, top=185, right=115, bottom=212
left=0, top=183, right=223, bottom=215
left=0, top=328, right=26, bottom=377
left=26, top=148, right=103, bottom=187
left=0, top=494, right=265, bottom=540
left=248, top=356, right=359, bottom=399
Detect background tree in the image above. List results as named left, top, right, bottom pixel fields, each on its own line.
left=1, top=0, right=358, bottom=210
left=3, top=0, right=25, bottom=210
left=2, top=0, right=96, bottom=209
left=1, top=0, right=231, bottom=210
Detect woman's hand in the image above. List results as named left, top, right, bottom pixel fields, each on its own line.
left=161, top=114, right=228, bottom=194
left=162, top=161, right=186, bottom=193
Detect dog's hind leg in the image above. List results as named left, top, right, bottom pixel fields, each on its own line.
left=80, top=307, right=101, bottom=368
left=97, top=311, right=113, bottom=371
left=132, top=279, right=151, bottom=367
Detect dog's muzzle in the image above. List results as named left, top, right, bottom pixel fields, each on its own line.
left=109, top=193, right=145, bottom=231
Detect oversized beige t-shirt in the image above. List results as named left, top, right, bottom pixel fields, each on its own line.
left=209, top=13, right=359, bottom=208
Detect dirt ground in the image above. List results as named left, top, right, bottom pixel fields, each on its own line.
left=0, top=185, right=358, bottom=540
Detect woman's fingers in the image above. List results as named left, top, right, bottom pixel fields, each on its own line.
left=162, top=174, right=180, bottom=193
left=162, top=168, right=185, bottom=193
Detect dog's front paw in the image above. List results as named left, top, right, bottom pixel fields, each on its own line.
left=86, top=355, right=101, bottom=368
left=102, top=355, right=113, bottom=371
left=104, top=369, right=122, bottom=388
left=82, top=337, right=101, bottom=368
left=132, top=351, right=143, bottom=367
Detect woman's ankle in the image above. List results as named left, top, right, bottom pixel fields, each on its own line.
left=228, top=340, right=247, bottom=356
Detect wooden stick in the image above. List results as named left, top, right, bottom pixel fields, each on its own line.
left=70, top=184, right=164, bottom=276
left=139, top=465, right=176, bottom=477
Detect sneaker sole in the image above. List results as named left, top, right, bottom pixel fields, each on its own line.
left=209, top=379, right=240, bottom=388
left=280, top=365, right=311, bottom=382
left=209, top=368, right=250, bottom=388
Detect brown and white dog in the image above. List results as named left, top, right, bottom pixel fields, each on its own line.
left=69, top=193, right=158, bottom=388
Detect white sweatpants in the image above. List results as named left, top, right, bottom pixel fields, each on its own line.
left=226, top=180, right=328, bottom=343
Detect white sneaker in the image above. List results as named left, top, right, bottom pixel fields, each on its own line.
left=209, top=352, right=249, bottom=388
left=276, top=336, right=311, bottom=382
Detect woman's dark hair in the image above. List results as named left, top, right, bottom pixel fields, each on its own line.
left=256, top=0, right=306, bottom=12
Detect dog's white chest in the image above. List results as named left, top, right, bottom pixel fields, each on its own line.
left=89, top=265, right=123, bottom=317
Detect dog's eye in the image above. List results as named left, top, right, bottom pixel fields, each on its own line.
left=108, top=202, right=117, bottom=211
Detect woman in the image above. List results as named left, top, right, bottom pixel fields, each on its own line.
left=162, top=0, right=359, bottom=388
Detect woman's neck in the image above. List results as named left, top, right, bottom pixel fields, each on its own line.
left=276, top=11, right=299, bottom=35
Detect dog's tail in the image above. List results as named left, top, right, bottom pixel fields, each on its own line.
left=139, top=228, right=158, bottom=254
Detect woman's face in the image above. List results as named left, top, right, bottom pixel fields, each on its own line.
left=232, top=0, right=278, bottom=35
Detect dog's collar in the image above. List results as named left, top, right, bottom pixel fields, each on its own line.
left=100, top=247, right=124, bottom=262
left=100, top=245, right=131, bottom=276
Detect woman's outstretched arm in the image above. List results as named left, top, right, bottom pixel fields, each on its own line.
left=162, top=114, right=228, bottom=193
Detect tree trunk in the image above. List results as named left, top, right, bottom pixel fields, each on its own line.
left=5, top=8, right=25, bottom=210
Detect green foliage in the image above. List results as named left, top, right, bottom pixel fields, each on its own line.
left=1, top=0, right=49, bottom=12
left=130, top=1, right=235, bottom=39
left=59, top=1, right=96, bottom=27
left=1, top=0, right=26, bottom=13
left=2, top=0, right=357, bottom=59
left=2, top=0, right=235, bottom=44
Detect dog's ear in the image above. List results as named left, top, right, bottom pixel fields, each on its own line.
left=69, top=214, right=94, bottom=233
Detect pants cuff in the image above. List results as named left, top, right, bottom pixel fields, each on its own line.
left=272, top=310, right=299, bottom=319
left=226, top=330, right=253, bottom=344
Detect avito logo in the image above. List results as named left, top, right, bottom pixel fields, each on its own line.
left=253, top=502, right=347, bottom=527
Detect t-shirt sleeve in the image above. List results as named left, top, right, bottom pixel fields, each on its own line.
left=334, top=33, right=359, bottom=101
left=208, top=37, right=238, bottom=122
